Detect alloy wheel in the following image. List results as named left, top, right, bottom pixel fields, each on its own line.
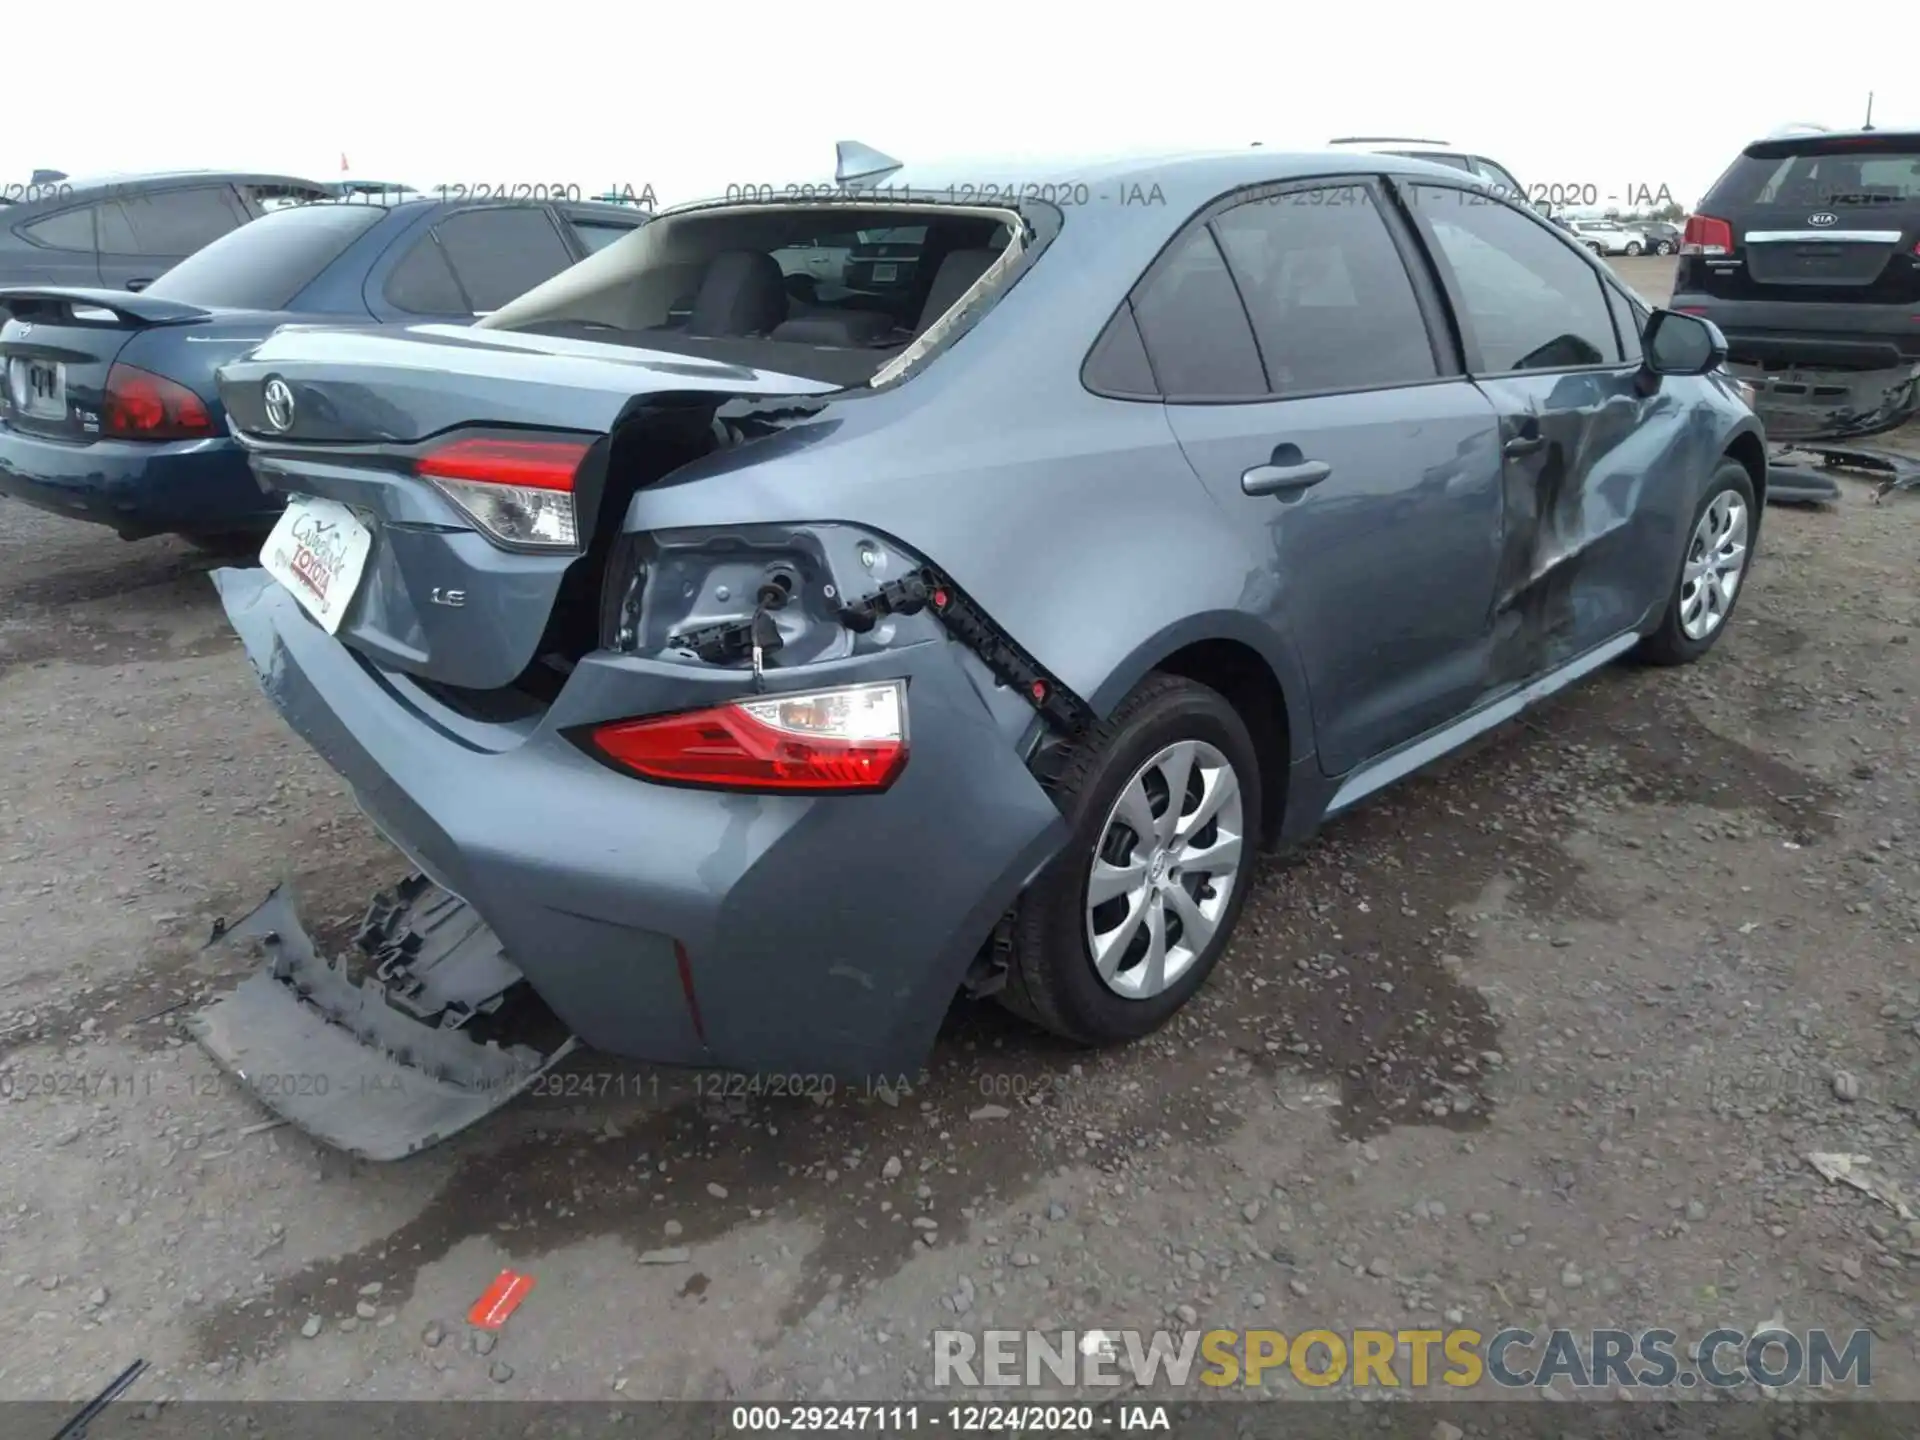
left=1084, top=740, right=1245, bottom=1000
left=1679, top=490, right=1749, bottom=641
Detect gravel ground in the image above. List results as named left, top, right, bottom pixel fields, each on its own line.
left=1, top=257, right=1916, bottom=1410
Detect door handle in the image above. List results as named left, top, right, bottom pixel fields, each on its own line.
left=124, top=278, right=153, bottom=292
left=1241, top=460, right=1332, bottom=497
left=1503, top=433, right=1545, bottom=458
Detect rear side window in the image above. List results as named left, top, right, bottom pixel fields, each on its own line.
left=115, top=187, right=247, bottom=254
left=1713, top=141, right=1920, bottom=206
left=21, top=206, right=95, bottom=250
left=1408, top=186, right=1620, bottom=372
left=144, top=202, right=388, bottom=309
left=1211, top=187, right=1438, bottom=395
left=384, top=234, right=469, bottom=314
left=571, top=220, right=637, bottom=254
left=433, top=207, right=576, bottom=312
left=1132, top=226, right=1266, bottom=400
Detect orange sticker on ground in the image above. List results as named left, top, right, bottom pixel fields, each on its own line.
left=467, top=1269, right=535, bottom=1329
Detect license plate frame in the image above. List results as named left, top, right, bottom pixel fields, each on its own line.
left=260, top=495, right=373, bottom=635
left=8, top=357, right=66, bottom=420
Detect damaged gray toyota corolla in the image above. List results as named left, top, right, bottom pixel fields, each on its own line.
left=201, top=150, right=1766, bottom=1158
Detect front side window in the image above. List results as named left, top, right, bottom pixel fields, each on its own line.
left=1408, top=185, right=1621, bottom=372
left=1211, top=186, right=1438, bottom=396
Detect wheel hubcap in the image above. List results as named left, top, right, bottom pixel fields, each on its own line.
left=1679, top=489, right=1749, bottom=641
left=1084, top=740, right=1245, bottom=1000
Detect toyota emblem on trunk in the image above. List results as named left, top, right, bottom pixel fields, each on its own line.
left=262, top=378, right=295, bottom=432
left=1807, top=212, right=1839, bottom=227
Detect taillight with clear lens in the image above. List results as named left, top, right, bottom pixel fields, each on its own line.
left=102, top=364, right=214, bottom=440
left=586, top=680, right=909, bottom=793
left=416, top=436, right=591, bottom=549
left=1680, top=214, right=1734, bottom=257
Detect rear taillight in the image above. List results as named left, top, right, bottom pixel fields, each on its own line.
left=416, top=435, right=591, bottom=549
left=101, top=364, right=213, bottom=440
left=586, top=680, right=909, bottom=793
left=1680, top=215, right=1734, bottom=257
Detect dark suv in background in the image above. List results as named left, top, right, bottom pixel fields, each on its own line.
left=0, top=171, right=334, bottom=290
left=1672, top=129, right=1920, bottom=438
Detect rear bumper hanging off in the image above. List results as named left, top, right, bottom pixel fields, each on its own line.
left=189, top=880, right=576, bottom=1161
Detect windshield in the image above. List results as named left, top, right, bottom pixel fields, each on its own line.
left=144, top=202, right=388, bottom=309
left=1713, top=139, right=1920, bottom=206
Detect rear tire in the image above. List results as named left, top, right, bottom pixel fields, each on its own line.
left=1655, top=240, right=1675, bottom=256
left=998, top=674, right=1262, bottom=1045
left=1635, top=459, right=1756, bottom=667
left=1586, top=242, right=1605, bottom=256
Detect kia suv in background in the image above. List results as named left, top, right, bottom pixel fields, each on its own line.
left=1671, top=128, right=1920, bottom=438
left=0, top=171, right=336, bottom=289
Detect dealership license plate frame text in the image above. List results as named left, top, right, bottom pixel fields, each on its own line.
left=261, top=495, right=373, bottom=635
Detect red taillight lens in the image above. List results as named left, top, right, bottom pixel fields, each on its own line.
left=416, top=437, right=588, bottom=490
left=587, top=680, right=909, bottom=793
left=415, top=435, right=591, bottom=549
left=101, top=364, right=213, bottom=440
left=1680, top=214, right=1734, bottom=257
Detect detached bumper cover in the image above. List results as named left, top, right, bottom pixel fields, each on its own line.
left=213, top=568, right=1068, bottom=1081
left=191, top=884, right=577, bottom=1161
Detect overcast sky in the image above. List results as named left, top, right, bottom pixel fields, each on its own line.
left=5, top=3, right=1908, bottom=211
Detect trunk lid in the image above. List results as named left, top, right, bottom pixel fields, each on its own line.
left=216, top=323, right=838, bottom=695
left=0, top=287, right=212, bottom=441
left=1689, top=132, right=1920, bottom=305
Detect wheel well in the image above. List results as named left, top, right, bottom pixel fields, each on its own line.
left=1725, top=430, right=1767, bottom=510
left=1152, top=639, right=1291, bottom=844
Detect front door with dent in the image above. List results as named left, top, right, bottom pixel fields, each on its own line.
left=1397, top=182, right=1670, bottom=685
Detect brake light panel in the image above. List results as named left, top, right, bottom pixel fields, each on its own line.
left=416, top=436, right=591, bottom=550
left=588, top=680, right=909, bottom=793
left=102, top=364, right=214, bottom=440
left=1680, top=214, right=1734, bottom=257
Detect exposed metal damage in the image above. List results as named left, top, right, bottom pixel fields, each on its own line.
left=605, top=519, right=1094, bottom=737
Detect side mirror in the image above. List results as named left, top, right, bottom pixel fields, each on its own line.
left=1642, top=308, right=1727, bottom=377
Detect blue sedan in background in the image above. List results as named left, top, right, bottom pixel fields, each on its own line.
left=0, top=195, right=646, bottom=546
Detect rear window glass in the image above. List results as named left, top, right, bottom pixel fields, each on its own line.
left=1712, top=141, right=1920, bottom=206
left=145, top=203, right=388, bottom=309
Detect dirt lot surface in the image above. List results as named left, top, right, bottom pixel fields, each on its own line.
left=2, top=257, right=1917, bottom=1412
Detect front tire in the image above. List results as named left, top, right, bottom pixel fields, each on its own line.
left=1587, top=242, right=1606, bottom=256
left=1635, top=459, right=1756, bottom=666
left=1625, top=241, right=1644, bottom=256
left=999, top=675, right=1262, bottom=1045
left=1655, top=240, right=1675, bottom=255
